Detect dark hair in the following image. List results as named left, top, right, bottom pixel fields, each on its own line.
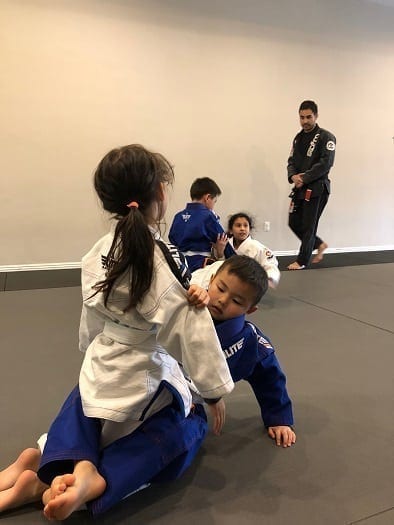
left=299, top=100, right=318, bottom=115
left=227, top=212, right=255, bottom=234
left=190, top=177, right=221, bottom=200
left=93, top=144, right=174, bottom=311
left=216, top=255, right=268, bottom=305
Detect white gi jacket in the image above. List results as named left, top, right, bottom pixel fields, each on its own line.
left=228, top=236, right=280, bottom=288
left=78, top=230, right=234, bottom=428
left=190, top=261, right=223, bottom=290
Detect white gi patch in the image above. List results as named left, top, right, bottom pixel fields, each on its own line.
left=307, top=133, right=320, bottom=157
left=223, top=337, right=244, bottom=358
left=326, top=141, right=336, bottom=151
left=257, top=334, right=273, bottom=349
left=182, top=213, right=191, bottom=222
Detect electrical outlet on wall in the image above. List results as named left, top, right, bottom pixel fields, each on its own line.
left=263, top=221, right=270, bottom=232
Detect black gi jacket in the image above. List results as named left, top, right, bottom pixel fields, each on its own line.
left=287, top=124, right=336, bottom=199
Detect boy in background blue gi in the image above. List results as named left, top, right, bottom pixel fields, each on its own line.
left=169, top=177, right=235, bottom=271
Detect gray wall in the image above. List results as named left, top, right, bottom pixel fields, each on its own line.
left=1, top=0, right=394, bottom=267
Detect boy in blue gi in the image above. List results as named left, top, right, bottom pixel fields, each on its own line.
left=169, top=177, right=235, bottom=271
left=192, top=256, right=296, bottom=447
left=0, top=256, right=295, bottom=519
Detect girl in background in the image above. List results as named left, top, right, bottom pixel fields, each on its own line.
left=227, top=212, right=280, bottom=288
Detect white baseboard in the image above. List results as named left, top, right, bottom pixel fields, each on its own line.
left=1, top=245, right=394, bottom=272
left=0, top=262, right=81, bottom=273
left=274, top=245, right=394, bottom=256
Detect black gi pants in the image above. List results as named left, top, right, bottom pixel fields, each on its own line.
left=288, top=191, right=329, bottom=267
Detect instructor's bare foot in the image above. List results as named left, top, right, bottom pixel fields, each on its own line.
left=43, top=461, right=106, bottom=521
left=0, top=470, right=47, bottom=512
left=0, top=448, right=41, bottom=491
left=312, top=242, right=328, bottom=263
left=287, top=262, right=305, bottom=270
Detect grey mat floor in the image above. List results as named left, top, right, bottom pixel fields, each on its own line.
left=0, top=264, right=393, bottom=524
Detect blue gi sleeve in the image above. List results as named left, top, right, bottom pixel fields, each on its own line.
left=246, top=353, right=294, bottom=428
left=205, top=214, right=236, bottom=259
left=168, top=213, right=181, bottom=246
left=224, top=242, right=236, bottom=258
left=205, top=213, right=225, bottom=241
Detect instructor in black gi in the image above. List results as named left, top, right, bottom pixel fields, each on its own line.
left=287, top=100, right=336, bottom=270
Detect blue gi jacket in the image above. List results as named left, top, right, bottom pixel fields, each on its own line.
left=215, top=315, right=294, bottom=428
left=169, top=202, right=235, bottom=271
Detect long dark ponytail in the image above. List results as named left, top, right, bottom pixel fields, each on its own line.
left=93, top=144, right=174, bottom=311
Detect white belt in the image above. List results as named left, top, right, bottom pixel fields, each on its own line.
left=183, top=250, right=211, bottom=257
left=103, top=321, right=156, bottom=345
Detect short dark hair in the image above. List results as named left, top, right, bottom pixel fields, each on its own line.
left=216, top=255, right=268, bottom=305
left=227, top=212, right=255, bottom=233
left=190, top=177, right=221, bottom=200
left=299, top=100, right=318, bottom=115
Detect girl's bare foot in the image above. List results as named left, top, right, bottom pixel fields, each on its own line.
left=43, top=461, right=106, bottom=521
left=0, top=448, right=41, bottom=491
left=42, top=473, right=76, bottom=507
left=312, top=242, right=328, bottom=263
left=0, top=470, right=47, bottom=512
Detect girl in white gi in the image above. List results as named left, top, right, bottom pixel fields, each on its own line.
left=227, top=212, right=280, bottom=288
left=0, top=144, right=233, bottom=520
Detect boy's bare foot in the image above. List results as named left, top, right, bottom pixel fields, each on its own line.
left=0, top=448, right=41, bottom=491
left=0, top=470, right=47, bottom=512
left=312, top=242, right=328, bottom=263
left=42, top=473, right=76, bottom=506
left=287, top=261, right=305, bottom=270
left=43, top=461, right=106, bottom=521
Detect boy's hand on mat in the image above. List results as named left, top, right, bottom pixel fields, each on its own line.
left=187, top=284, right=210, bottom=308
left=207, top=398, right=226, bottom=436
left=268, top=426, right=296, bottom=448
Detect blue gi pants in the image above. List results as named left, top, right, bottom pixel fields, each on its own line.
left=37, top=386, right=207, bottom=516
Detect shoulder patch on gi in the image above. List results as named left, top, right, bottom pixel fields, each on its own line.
left=326, top=140, right=336, bottom=151
left=247, top=322, right=273, bottom=350
left=257, top=334, right=273, bottom=350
